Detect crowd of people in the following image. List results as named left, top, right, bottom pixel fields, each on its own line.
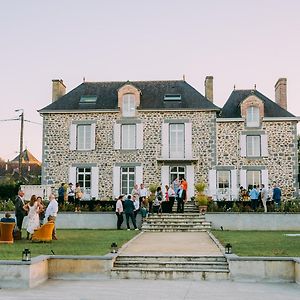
left=239, top=182, right=282, bottom=212
left=58, top=182, right=83, bottom=212
left=115, top=178, right=189, bottom=230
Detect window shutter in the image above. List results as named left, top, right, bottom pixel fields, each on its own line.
left=261, top=134, right=268, bottom=157
left=112, top=166, right=120, bottom=198
left=69, top=166, right=77, bottom=186
left=90, top=123, right=96, bottom=150
left=161, top=165, right=169, bottom=195
left=69, top=124, right=77, bottom=150
left=185, top=122, right=192, bottom=158
left=113, top=123, right=121, bottom=150
left=208, top=169, right=217, bottom=200
left=186, top=165, right=195, bottom=197
left=135, top=165, right=143, bottom=187
left=91, top=167, right=99, bottom=199
left=161, top=123, right=169, bottom=158
left=230, top=169, right=238, bottom=200
left=240, top=134, right=246, bottom=157
left=261, top=169, right=269, bottom=186
left=240, top=169, right=247, bottom=190
left=136, top=123, right=143, bottom=149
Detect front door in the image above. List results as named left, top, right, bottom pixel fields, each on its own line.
left=170, top=166, right=185, bottom=185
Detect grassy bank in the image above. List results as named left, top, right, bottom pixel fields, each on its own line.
left=0, top=229, right=138, bottom=260
left=212, top=230, right=300, bottom=257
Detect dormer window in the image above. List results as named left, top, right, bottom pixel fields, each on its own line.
left=246, top=106, right=260, bottom=127
left=122, top=94, right=135, bottom=117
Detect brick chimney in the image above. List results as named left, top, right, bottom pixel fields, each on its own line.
left=52, top=79, right=66, bottom=102
left=204, top=76, right=213, bottom=102
left=275, top=78, right=287, bottom=110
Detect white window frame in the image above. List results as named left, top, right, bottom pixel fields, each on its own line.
left=246, top=170, right=261, bottom=189
left=121, top=124, right=136, bottom=150
left=77, top=124, right=92, bottom=150
left=121, top=167, right=135, bottom=195
left=246, top=135, right=261, bottom=157
left=246, top=106, right=260, bottom=127
left=77, top=167, right=91, bottom=198
left=169, top=123, right=185, bottom=158
left=122, top=94, right=135, bottom=117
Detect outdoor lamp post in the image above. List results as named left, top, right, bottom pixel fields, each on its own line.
left=111, top=242, right=118, bottom=253
left=225, top=243, right=232, bottom=254
left=22, top=248, right=31, bottom=261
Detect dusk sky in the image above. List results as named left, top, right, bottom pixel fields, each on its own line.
left=0, top=0, right=299, bottom=161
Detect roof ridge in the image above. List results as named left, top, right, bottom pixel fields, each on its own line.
left=83, top=80, right=185, bottom=84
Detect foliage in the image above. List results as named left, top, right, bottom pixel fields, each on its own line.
left=148, top=183, right=159, bottom=194
left=0, top=229, right=138, bottom=260
left=212, top=230, right=300, bottom=257
left=194, top=181, right=208, bottom=206
left=195, top=182, right=206, bottom=193
left=0, top=180, right=20, bottom=200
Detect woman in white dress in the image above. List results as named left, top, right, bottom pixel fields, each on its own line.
left=23, top=195, right=43, bottom=239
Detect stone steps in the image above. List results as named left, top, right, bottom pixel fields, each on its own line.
left=111, top=255, right=230, bottom=280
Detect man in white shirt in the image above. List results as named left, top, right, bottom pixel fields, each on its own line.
left=261, top=184, right=268, bottom=213
left=45, top=194, right=59, bottom=240
left=115, top=195, right=124, bottom=230
left=139, top=183, right=148, bottom=204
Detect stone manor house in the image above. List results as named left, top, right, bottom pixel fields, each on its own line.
left=39, top=77, right=299, bottom=200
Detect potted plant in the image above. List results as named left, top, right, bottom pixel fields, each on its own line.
left=195, top=181, right=208, bottom=214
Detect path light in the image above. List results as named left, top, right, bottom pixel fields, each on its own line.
left=22, top=248, right=31, bottom=261
left=111, top=242, right=118, bottom=253
left=225, top=243, right=232, bottom=254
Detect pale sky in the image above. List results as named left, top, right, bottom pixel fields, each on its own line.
left=0, top=0, right=299, bottom=161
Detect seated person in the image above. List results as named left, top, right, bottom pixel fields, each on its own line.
left=1, top=212, right=15, bottom=223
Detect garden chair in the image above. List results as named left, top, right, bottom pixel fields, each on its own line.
left=0, top=222, right=16, bottom=244
left=31, top=221, right=55, bottom=242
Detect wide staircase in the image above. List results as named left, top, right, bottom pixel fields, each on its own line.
left=111, top=255, right=229, bottom=280
left=111, top=201, right=230, bottom=280
left=141, top=201, right=212, bottom=232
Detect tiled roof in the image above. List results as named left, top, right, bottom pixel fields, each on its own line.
left=220, top=89, right=295, bottom=118
left=11, top=149, right=41, bottom=166
left=39, top=80, right=220, bottom=112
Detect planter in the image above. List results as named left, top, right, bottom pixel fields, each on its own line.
left=199, top=205, right=207, bottom=215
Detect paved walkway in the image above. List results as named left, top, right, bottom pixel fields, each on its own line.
left=120, top=231, right=223, bottom=256
left=1, top=279, right=299, bottom=299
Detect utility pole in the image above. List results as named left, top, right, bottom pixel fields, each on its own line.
left=16, top=109, right=24, bottom=179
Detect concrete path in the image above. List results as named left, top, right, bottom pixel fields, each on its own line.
left=120, top=231, right=223, bottom=256
left=1, top=279, right=299, bottom=299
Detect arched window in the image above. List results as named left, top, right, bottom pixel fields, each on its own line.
left=122, top=94, right=135, bottom=117
left=246, top=106, right=260, bottom=127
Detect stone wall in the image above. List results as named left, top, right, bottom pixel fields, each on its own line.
left=216, top=120, right=298, bottom=197
left=42, top=110, right=216, bottom=198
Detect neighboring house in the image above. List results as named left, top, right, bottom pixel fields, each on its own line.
left=39, top=77, right=298, bottom=200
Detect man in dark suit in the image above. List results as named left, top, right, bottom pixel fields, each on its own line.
left=177, top=184, right=186, bottom=213
left=14, top=190, right=26, bottom=230
left=123, top=195, right=138, bottom=230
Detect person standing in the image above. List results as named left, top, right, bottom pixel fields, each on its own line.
left=45, top=194, right=59, bottom=240
left=177, top=184, right=186, bottom=213
left=36, top=196, right=45, bottom=226
left=261, top=184, right=268, bottom=213
left=249, top=185, right=259, bottom=211
left=14, top=190, right=26, bottom=231
left=67, top=183, right=75, bottom=204
left=123, top=195, right=138, bottom=231
left=153, top=186, right=163, bottom=214
left=168, top=184, right=176, bottom=213
left=272, top=182, right=282, bottom=209
left=58, top=183, right=65, bottom=206
left=23, top=195, right=43, bottom=240
left=138, top=183, right=148, bottom=205
left=115, top=195, right=124, bottom=230
left=75, top=182, right=82, bottom=212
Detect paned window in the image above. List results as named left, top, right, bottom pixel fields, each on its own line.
left=121, top=124, right=136, bottom=149
left=246, top=106, right=260, bottom=127
left=246, top=135, right=261, bottom=157
left=121, top=167, right=135, bottom=195
left=122, top=94, right=135, bottom=117
left=169, top=123, right=185, bottom=158
left=246, top=170, right=261, bottom=189
left=77, top=124, right=92, bottom=150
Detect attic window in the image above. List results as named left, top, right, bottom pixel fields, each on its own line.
left=80, top=96, right=97, bottom=103
left=164, top=94, right=182, bottom=101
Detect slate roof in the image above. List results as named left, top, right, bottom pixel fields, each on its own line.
left=220, top=89, right=295, bottom=118
left=39, top=80, right=220, bottom=112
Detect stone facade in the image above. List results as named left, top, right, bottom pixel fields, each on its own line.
left=42, top=110, right=216, bottom=199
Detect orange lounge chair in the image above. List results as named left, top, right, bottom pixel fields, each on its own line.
left=0, top=222, right=16, bottom=244
left=31, top=221, right=55, bottom=242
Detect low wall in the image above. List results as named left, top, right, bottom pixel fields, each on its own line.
left=228, top=256, right=296, bottom=283
left=1, top=212, right=300, bottom=230
left=206, top=213, right=300, bottom=230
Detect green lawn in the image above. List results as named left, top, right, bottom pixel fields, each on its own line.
left=212, top=230, right=300, bottom=257
left=0, top=229, right=138, bottom=260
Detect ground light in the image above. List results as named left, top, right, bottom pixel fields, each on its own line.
left=111, top=242, right=118, bottom=253
left=225, top=243, right=232, bottom=254
left=22, top=248, right=31, bottom=261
